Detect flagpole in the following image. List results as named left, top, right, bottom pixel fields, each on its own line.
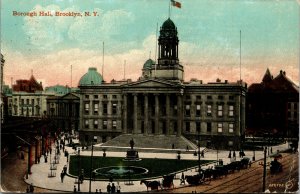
left=240, top=30, right=241, bottom=83
left=154, top=22, right=158, bottom=78
left=169, top=0, right=171, bottom=18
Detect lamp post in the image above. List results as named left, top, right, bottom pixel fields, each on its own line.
left=197, top=126, right=201, bottom=174
left=262, top=146, right=267, bottom=192
left=89, top=136, right=97, bottom=193
left=77, top=147, right=80, bottom=192
left=252, top=136, right=255, bottom=161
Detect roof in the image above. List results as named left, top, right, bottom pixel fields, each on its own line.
left=79, top=67, right=103, bottom=86
left=248, top=70, right=299, bottom=93
left=162, top=18, right=176, bottom=30
left=143, top=59, right=155, bottom=70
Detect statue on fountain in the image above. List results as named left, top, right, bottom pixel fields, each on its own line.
left=125, top=138, right=139, bottom=161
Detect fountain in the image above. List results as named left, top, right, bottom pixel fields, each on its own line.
left=94, top=166, right=148, bottom=178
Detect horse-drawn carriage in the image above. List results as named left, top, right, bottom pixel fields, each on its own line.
left=162, top=174, right=175, bottom=189
left=185, top=169, right=211, bottom=185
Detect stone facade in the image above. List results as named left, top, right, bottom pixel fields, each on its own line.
left=78, top=18, right=247, bottom=149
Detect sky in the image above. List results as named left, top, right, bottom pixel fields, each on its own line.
left=1, top=0, right=299, bottom=87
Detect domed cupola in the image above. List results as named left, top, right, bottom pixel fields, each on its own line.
left=161, top=18, right=177, bottom=38
left=79, top=67, right=103, bottom=86
left=142, top=58, right=155, bottom=78
left=158, top=18, right=179, bottom=67
left=143, top=59, right=155, bottom=70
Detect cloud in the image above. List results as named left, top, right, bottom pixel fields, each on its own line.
left=23, top=5, right=135, bottom=51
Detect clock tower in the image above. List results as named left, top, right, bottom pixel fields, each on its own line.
left=155, top=18, right=184, bottom=81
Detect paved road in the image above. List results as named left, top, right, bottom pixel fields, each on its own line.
left=167, top=152, right=299, bottom=193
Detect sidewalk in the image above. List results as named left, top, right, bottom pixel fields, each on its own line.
left=24, top=140, right=290, bottom=193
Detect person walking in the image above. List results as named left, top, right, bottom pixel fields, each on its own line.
left=73, top=185, right=77, bottom=193
left=29, top=183, right=34, bottom=193
left=106, top=183, right=111, bottom=193
left=111, top=183, right=116, bottom=193
left=116, top=182, right=121, bottom=193
left=26, top=186, right=30, bottom=193
left=60, top=170, right=65, bottom=183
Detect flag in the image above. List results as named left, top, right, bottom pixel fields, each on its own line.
left=171, top=0, right=181, bottom=8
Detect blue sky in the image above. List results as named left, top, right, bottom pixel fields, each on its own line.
left=1, top=0, right=299, bottom=87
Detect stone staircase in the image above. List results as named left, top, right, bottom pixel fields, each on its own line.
left=95, top=134, right=198, bottom=153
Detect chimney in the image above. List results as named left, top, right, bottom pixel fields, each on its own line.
left=283, top=71, right=286, bottom=75
left=225, top=80, right=228, bottom=84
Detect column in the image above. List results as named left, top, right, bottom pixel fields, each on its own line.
left=177, top=95, right=183, bottom=136
left=133, top=94, right=138, bottom=134
left=123, top=94, right=127, bottom=133
left=144, top=94, right=148, bottom=135
left=166, top=94, right=170, bottom=135
left=155, top=94, right=159, bottom=135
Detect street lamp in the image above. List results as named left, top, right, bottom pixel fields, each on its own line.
left=77, top=147, right=81, bottom=192
left=262, top=146, right=267, bottom=192
left=89, top=136, right=97, bottom=193
left=197, top=126, right=201, bottom=174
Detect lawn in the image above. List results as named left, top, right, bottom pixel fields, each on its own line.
left=68, top=155, right=213, bottom=180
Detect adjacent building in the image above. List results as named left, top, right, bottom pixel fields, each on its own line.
left=0, top=54, right=5, bottom=124
left=78, top=18, right=247, bottom=149
left=246, top=69, right=299, bottom=140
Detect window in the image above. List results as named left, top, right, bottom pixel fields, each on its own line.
left=103, top=95, right=108, bottom=99
left=112, top=95, right=117, bottom=99
left=218, top=105, right=223, bottom=117
left=85, top=95, right=89, bottom=99
left=26, top=99, right=29, bottom=104
left=217, top=123, right=223, bottom=133
left=85, top=120, right=89, bottom=128
left=218, top=95, right=223, bottom=100
left=196, top=95, right=201, bottom=100
left=103, top=120, right=107, bottom=129
left=186, top=95, right=191, bottom=100
left=174, top=105, right=178, bottom=116
left=196, top=104, right=201, bottom=116
left=229, top=105, right=234, bottom=116
left=229, top=123, right=234, bottom=133
left=186, top=122, right=190, bottom=132
left=112, top=103, right=117, bottom=114
left=174, top=122, right=178, bottom=133
left=229, top=96, right=234, bottom=100
left=31, top=99, right=34, bottom=105
left=37, top=98, right=40, bottom=104
left=207, top=96, right=212, bottom=100
left=94, top=95, right=98, bottom=99
left=185, top=104, right=190, bottom=116
left=21, top=99, right=24, bottom=105
left=94, top=103, right=99, bottom=114
left=84, top=103, right=90, bottom=114
left=94, top=120, right=98, bottom=129
left=103, top=103, right=107, bottom=114
left=112, top=120, right=117, bottom=129
left=207, top=105, right=212, bottom=116
left=196, top=122, right=201, bottom=133
left=207, top=122, right=211, bottom=132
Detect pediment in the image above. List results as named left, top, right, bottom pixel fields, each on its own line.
left=61, top=93, right=80, bottom=100
left=124, top=79, right=180, bottom=88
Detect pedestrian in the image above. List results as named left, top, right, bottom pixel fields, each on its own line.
left=60, top=170, right=65, bottom=183
left=107, top=183, right=111, bottom=193
left=111, top=183, right=116, bottom=193
left=44, top=155, right=48, bottom=163
left=63, top=165, right=67, bottom=174
left=99, top=189, right=102, bottom=193
left=26, top=186, right=30, bottom=193
left=50, top=148, right=52, bottom=154
left=180, top=172, right=185, bottom=185
left=73, top=185, right=77, bottom=193
left=29, top=183, right=34, bottom=193
left=201, top=150, right=204, bottom=158
left=95, top=189, right=98, bottom=193
left=233, top=151, right=236, bottom=158
left=172, top=143, right=175, bottom=149
left=116, top=182, right=121, bottom=193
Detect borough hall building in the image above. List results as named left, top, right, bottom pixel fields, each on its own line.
left=78, top=18, right=247, bottom=149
